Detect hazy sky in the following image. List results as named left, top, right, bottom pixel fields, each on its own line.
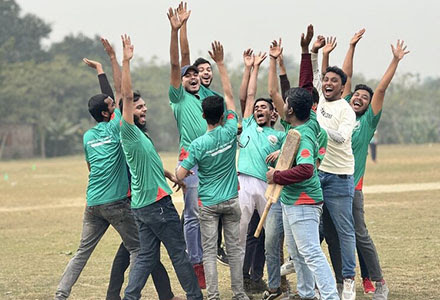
left=16, top=0, right=440, bottom=80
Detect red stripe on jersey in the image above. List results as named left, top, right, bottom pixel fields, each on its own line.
left=301, top=149, right=311, bottom=158
left=319, top=147, right=326, bottom=155
left=295, top=192, right=316, bottom=205
left=179, top=147, right=189, bottom=161
left=355, top=177, right=363, bottom=191
left=156, top=187, right=169, bottom=201
left=227, top=113, right=235, bottom=120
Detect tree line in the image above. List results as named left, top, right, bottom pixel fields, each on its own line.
left=0, top=0, right=438, bottom=158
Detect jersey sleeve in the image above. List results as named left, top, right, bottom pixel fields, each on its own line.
left=181, top=141, right=199, bottom=171
left=107, top=108, right=122, bottom=134
left=223, top=110, right=238, bottom=138
left=364, top=105, right=382, bottom=129
left=242, top=115, right=254, bottom=130
left=317, top=127, right=328, bottom=162
left=83, top=136, right=89, bottom=162
left=168, top=84, right=185, bottom=104
left=296, top=136, right=316, bottom=166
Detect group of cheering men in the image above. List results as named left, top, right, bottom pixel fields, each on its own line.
left=54, top=3, right=409, bottom=300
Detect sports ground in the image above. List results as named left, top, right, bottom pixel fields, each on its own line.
left=1, top=143, right=439, bottom=299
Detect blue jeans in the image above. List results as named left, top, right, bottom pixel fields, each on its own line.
left=123, top=196, right=202, bottom=300
left=264, top=201, right=284, bottom=290
left=55, top=198, right=139, bottom=300
left=180, top=163, right=204, bottom=265
left=282, top=203, right=339, bottom=300
left=319, top=171, right=356, bottom=279
left=199, top=197, right=249, bottom=300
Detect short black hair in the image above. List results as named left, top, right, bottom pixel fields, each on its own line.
left=354, top=84, right=374, bottom=100
left=193, top=57, right=211, bottom=67
left=285, top=88, right=312, bottom=121
left=202, top=95, right=224, bottom=125
left=88, top=93, right=110, bottom=122
left=312, top=87, right=319, bottom=104
left=254, top=98, right=274, bottom=110
left=119, top=90, right=142, bottom=114
left=325, top=66, right=347, bottom=85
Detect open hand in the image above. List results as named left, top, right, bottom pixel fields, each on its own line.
left=269, top=38, right=283, bottom=59
left=83, top=58, right=102, bottom=70
left=177, top=2, right=191, bottom=23
left=167, top=7, right=182, bottom=30
left=311, top=35, right=325, bottom=53
left=121, top=34, right=134, bottom=61
left=300, top=24, right=314, bottom=52
left=265, top=150, right=280, bottom=164
left=243, top=48, right=254, bottom=68
left=208, top=41, right=224, bottom=63
left=323, top=36, right=337, bottom=55
left=350, top=28, right=366, bottom=46
left=254, top=51, right=267, bottom=67
left=391, top=39, right=410, bottom=61
left=101, top=38, right=116, bottom=58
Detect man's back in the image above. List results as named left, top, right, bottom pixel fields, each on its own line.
left=83, top=109, right=129, bottom=206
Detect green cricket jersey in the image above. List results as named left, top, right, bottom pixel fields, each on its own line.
left=279, top=117, right=323, bottom=205
left=169, top=84, right=219, bottom=160
left=237, top=116, right=286, bottom=182
left=83, top=109, right=129, bottom=206
left=181, top=110, right=238, bottom=206
left=345, top=94, right=382, bottom=189
left=120, top=119, right=173, bottom=209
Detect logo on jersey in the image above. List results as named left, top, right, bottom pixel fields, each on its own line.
left=267, top=135, right=278, bottom=146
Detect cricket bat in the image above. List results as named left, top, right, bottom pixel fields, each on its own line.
left=254, top=129, right=301, bottom=238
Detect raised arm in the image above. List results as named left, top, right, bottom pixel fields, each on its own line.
left=101, top=38, right=122, bottom=103
left=239, top=49, right=254, bottom=116
left=299, top=24, right=314, bottom=93
left=311, top=35, right=325, bottom=96
left=121, top=35, right=134, bottom=124
left=209, top=41, right=235, bottom=112
left=177, top=2, right=191, bottom=66
left=371, top=40, right=409, bottom=115
left=322, top=36, right=337, bottom=77
left=278, top=54, right=291, bottom=99
left=268, top=39, right=285, bottom=119
left=341, top=28, right=365, bottom=97
left=168, top=7, right=183, bottom=89
left=243, top=51, right=267, bottom=119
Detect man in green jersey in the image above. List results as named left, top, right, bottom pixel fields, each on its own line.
left=325, top=36, right=409, bottom=300
left=168, top=3, right=220, bottom=286
left=55, top=67, right=139, bottom=300
left=119, top=34, right=202, bottom=300
left=267, top=37, right=338, bottom=300
left=176, top=41, right=249, bottom=300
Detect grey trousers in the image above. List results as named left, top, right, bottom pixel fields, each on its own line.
left=55, top=198, right=140, bottom=299
left=352, top=190, right=383, bottom=281
left=199, top=197, right=249, bottom=300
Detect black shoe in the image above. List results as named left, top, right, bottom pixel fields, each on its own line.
left=262, top=288, right=282, bottom=300
left=217, top=246, right=229, bottom=266
left=244, top=277, right=253, bottom=293
left=251, top=278, right=268, bottom=293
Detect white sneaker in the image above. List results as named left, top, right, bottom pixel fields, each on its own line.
left=372, top=281, right=389, bottom=300
left=342, top=278, right=356, bottom=300
left=280, top=258, right=296, bottom=276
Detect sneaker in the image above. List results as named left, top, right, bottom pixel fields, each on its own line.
left=280, top=258, right=296, bottom=276
left=372, top=280, right=389, bottom=300
left=193, top=263, right=206, bottom=289
left=251, top=278, right=268, bottom=293
left=217, top=246, right=229, bottom=266
left=262, top=288, right=282, bottom=300
left=342, top=278, right=356, bottom=300
left=362, top=277, right=375, bottom=294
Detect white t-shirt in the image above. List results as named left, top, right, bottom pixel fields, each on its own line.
left=317, top=98, right=356, bottom=175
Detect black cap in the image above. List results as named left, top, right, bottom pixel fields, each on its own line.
left=181, top=65, right=199, bottom=77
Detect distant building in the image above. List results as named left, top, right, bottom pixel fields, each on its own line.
left=0, top=124, right=35, bottom=159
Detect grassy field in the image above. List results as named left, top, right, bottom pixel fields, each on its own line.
left=0, top=144, right=439, bottom=299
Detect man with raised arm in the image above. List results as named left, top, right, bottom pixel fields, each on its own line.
left=119, top=34, right=202, bottom=300
left=311, top=32, right=358, bottom=300
left=236, top=49, right=285, bottom=294
left=335, top=37, right=408, bottom=300
left=176, top=41, right=249, bottom=300
left=267, top=36, right=339, bottom=300
left=54, top=60, right=139, bottom=300
left=85, top=39, right=179, bottom=300
left=169, top=4, right=220, bottom=285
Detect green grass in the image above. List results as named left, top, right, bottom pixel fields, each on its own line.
left=0, top=144, right=439, bottom=299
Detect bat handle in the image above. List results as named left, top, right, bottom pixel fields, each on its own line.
left=254, top=200, right=273, bottom=238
